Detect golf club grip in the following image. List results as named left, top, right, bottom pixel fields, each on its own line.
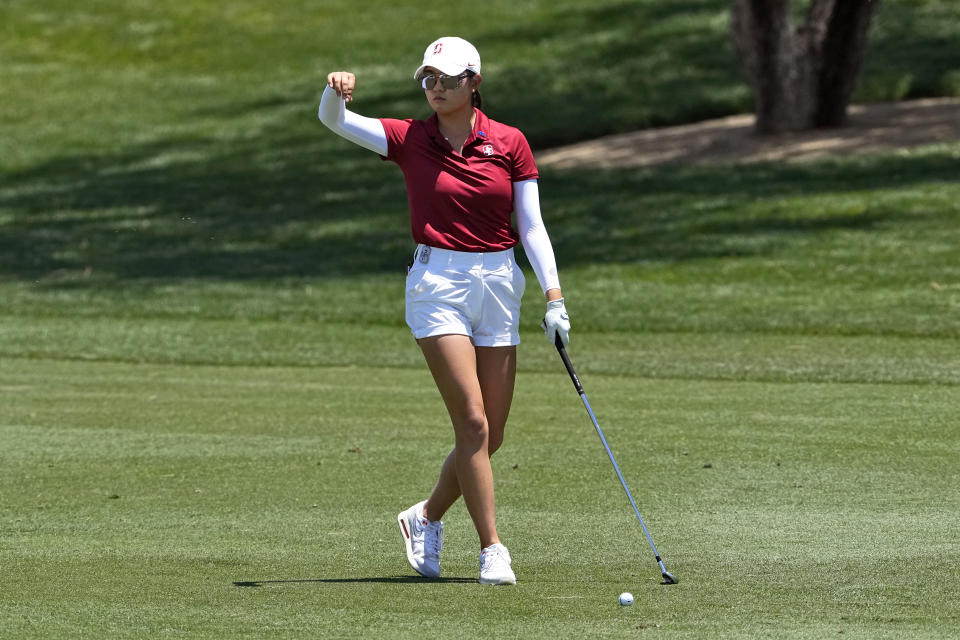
left=554, top=334, right=585, bottom=395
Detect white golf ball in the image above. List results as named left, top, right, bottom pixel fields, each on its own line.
left=619, top=592, right=634, bottom=606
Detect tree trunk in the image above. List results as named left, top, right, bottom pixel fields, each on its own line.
left=731, top=0, right=882, bottom=134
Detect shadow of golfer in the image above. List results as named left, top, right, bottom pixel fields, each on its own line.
left=233, top=576, right=475, bottom=587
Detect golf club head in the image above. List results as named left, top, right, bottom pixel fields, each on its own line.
left=661, top=571, right=678, bottom=585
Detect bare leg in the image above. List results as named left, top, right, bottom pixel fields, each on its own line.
left=425, top=345, right=516, bottom=522
left=417, top=336, right=516, bottom=548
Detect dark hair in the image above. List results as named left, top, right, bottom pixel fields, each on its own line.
left=466, top=71, right=482, bottom=109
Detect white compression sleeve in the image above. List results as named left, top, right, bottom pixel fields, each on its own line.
left=514, top=179, right=561, bottom=294
left=317, top=85, right=388, bottom=156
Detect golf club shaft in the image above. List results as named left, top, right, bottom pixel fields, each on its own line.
left=554, top=334, right=675, bottom=581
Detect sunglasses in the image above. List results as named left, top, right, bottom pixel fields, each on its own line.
left=419, top=72, right=470, bottom=90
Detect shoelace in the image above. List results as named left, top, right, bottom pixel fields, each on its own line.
left=480, top=546, right=505, bottom=570
left=424, top=522, right=444, bottom=557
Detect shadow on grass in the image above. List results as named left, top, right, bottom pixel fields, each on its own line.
left=478, top=0, right=747, bottom=146
left=2, top=0, right=957, bottom=288
left=2, top=131, right=956, bottom=288
left=0, top=131, right=410, bottom=282
left=860, top=1, right=960, bottom=100
left=539, top=153, right=959, bottom=267
left=233, top=576, right=475, bottom=587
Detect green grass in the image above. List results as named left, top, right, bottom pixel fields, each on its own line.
left=2, top=0, right=958, bottom=168
left=3, top=149, right=959, bottom=340
left=2, top=0, right=960, bottom=637
left=3, top=359, right=959, bottom=638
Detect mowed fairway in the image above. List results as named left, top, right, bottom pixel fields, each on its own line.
left=3, top=352, right=958, bottom=638
left=3, top=0, right=960, bottom=638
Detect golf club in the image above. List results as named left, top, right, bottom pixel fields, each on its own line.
left=553, top=334, right=678, bottom=585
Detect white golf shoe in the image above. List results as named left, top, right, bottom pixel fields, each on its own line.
left=397, top=500, right=444, bottom=578
left=478, top=543, right=516, bottom=585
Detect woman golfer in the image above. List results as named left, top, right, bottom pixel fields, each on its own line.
left=319, top=36, right=570, bottom=585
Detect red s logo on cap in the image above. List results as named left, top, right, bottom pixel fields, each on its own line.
left=433, top=43, right=443, bottom=54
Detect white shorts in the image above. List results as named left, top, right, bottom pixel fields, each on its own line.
left=405, top=244, right=526, bottom=347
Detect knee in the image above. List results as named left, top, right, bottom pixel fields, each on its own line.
left=454, top=409, right=489, bottom=450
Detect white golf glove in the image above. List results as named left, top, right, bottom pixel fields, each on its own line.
left=542, top=298, right=571, bottom=347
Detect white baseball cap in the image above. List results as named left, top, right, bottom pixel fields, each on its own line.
left=413, top=37, right=481, bottom=80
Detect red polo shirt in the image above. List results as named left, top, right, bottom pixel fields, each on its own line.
left=380, top=109, right=539, bottom=252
